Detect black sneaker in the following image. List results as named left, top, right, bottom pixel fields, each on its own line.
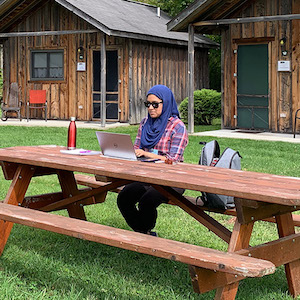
left=148, top=231, right=158, bottom=237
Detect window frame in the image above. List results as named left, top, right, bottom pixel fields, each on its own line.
left=30, top=49, right=65, bottom=81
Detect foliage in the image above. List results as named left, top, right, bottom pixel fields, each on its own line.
left=138, top=0, right=194, bottom=16
left=207, top=35, right=221, bottom=92
left=179, top=89, right=221, bottom=125
left=138, top=1, right=222, bottom=92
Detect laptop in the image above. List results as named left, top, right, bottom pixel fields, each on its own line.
left=96, top=131, right=159, bottom=162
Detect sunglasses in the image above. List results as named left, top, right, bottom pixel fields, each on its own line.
left=144, top=101, right=163, bottom=109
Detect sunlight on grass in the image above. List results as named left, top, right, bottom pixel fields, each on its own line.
left=0, top=124, right=299, bottom=299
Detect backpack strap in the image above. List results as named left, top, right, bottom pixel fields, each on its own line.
left=199, top=140, right=220, bottom=166
left=215, top=148, right=241, bottom=169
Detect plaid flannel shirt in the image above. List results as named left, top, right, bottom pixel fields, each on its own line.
left=134, top=116, right=188, bottom=162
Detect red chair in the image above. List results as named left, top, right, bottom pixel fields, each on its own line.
left=27, top=90, right=47, bottom=122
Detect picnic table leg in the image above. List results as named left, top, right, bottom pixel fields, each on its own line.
left=0, top=165, right=35, bottom=255
left=57, top=170, right=86, bottom=220
left=276, top=213, right=300, bottom=297
left=214, top=219, right=254, bottom=300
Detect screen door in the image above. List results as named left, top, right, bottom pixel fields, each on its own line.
left=93, top=50, right=119, bottom=120
left=237, top=44, right=269, bottom=130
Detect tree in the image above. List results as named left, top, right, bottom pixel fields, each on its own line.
left=138, top=0, right=194, bottom=16
left=207, top=35, right=221, bottom=92
left=138, top=0, right=221, bottom=91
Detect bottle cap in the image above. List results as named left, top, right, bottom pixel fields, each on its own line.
left=70, top=117, right=76, bottom=121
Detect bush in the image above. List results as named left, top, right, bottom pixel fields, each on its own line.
left=179, top=89, right=221, bottom=125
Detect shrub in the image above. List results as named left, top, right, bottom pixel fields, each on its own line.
left=179, top=89, right=221, bottom=125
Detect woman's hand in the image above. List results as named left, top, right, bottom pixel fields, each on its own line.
left=135, top=149, right=167, bottom=161
left=135, top=149, right=147, bottom=158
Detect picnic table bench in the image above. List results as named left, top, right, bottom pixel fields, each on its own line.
left=0, top=145, right=300, bottom=299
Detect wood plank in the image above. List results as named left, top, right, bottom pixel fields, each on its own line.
left=22, top=188, right=106, bottom=210
left=254, top=0, right=267, bottom=37
left=190, top=231, right=300, bottom=294
left=241, top=3, right=254, bottom=39
left=100, top=33, right=106, bottom=126
left=153, top=185, right=232, bottom=244
left=235, top=198, right=300, bottom=224
left=214, top=218, right=254, bottom=300
left=3, top=146, right=300, bottom=207
left=122, top=40, right=129, bottom=122
left=270, top=37, right=277, bottom=131
left=77, top=174, right=123, bottom=192
left=0, top=165, right=35, bottom=255
left=276, top=213, right=300, bottom=297
left=193, top=14, right=300, bottom=27
left=68, top=30, right=76, bottom=119
left=128, top=39, right=134, bottom=124
left=0, top=203, right=275, bottom=278
left=0, top=162, right=18, bottom=180
left=189, top=266, right=242, bottom=294
left=57, top=170, right=86, bottom=220
left=41, top=178, right=129, bottom=212
left=0, top=30, right=99, bottom=38
left=292, top=0, right=300, bottom=134
left=188, top=24, right=195, bottom=134
left=50, top=84, right=59, bottom=119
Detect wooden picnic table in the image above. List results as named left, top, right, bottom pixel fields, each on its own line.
left=0, top=145, right=300, bottom=299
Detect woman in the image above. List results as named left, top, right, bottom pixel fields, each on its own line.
left=117, top=85, right=188, bottom=236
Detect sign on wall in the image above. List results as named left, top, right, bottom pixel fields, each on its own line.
left=278, top=61, right=291, bottom=72
left=77, top=62, right=86, bottom=71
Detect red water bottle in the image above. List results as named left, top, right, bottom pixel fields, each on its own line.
left=67, top=117, right=77, bottom=150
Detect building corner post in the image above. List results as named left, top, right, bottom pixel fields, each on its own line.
left=188, top=24, right=195, bottom=134
left=101, top=33, right=106, bottom=127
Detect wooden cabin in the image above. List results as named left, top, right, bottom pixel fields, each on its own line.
left=0, top=0, right=216, bottom=124
left=168, top=0, right=300, bottom=133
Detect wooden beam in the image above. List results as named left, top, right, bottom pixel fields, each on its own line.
left=40, top=179, right=128, bottom=212
left=128, top=39, right=133, bottom=124
left=188, top=24, right=195, bottom=134
left=0, top=29, right=98, bottom=38
left=152, top=185, right=231, bottom=244
left=101, top=33, right=106, bottom=127
left=193, top=14, right=300, bottom=27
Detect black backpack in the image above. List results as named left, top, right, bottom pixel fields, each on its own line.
left=198, top=140, right=242, bottom=210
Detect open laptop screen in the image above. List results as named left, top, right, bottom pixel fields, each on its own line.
left=96, top=131, right=138, bottom=160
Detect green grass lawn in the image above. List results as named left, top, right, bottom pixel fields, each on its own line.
left=0, top=125, right=299, bottom=299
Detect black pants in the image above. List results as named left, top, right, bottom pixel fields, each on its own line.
left=117, top=182, right=183, bottom=234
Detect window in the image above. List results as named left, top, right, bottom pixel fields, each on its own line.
left=31, top=50, right=64, bottom=80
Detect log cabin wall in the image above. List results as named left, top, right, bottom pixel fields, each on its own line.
left=129, top=40, right=209, bottom=124
left=2, top=0, right=99, bottom=121
left=222, top=0, right=300, bottom=132
left=2, top=0, right=209, bottom=124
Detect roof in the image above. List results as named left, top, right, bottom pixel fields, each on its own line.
left=167, top=0, right=250, bottom=32
left=0, top=0, right=217, bottom=47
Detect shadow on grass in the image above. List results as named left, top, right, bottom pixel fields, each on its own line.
left=0, top=212, right=293, bottom=300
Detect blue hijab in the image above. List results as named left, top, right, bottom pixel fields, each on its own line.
left=140, top=85, right=179, bottom=149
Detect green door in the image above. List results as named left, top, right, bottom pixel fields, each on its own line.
left=237, top=44, right=269, bottom=130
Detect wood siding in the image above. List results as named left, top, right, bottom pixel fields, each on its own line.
left=129, top=40, right=209, bottom=124
left=2, top=0, right=209, bottom=124
left=222, top=0, right=300, bottom=132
